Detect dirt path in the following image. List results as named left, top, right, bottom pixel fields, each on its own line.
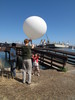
left=0, top=64, right=75, bottom=100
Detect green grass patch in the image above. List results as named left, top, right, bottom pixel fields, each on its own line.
left=59, top=67, right=68, bottom=72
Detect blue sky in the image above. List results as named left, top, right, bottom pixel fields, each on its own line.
left=0, top=0, right=75, bottom=45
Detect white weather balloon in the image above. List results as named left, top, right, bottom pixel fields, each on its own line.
left=23, top=16, right=47, bottom=40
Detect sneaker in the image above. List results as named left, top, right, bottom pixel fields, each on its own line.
left=23, top=81, right=25, bottom=84
left=32, top=73, right=34, bottom=75
left=26, top=81, right=31, bottom=85
left=27, top=83, right=31, bottom=85
left=12, top=76, right=15, bottom=79
left=23, top=82, right=25, bottom=84
left=37, top=74, right=40, bottom=76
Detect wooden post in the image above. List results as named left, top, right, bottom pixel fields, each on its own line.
left=5, top=51, right=7, bottom=60
left=51, top=56, right=53, bottom=67
left=8, top=51, right=10, bottom=62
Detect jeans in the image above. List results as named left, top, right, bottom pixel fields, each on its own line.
left=22, top=59, right=32, bottom=83
left=10, top=61, right=16, bottom=77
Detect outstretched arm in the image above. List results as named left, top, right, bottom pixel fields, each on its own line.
left=32, top=44, right=34, bottom=49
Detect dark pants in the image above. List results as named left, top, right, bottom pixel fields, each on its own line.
left=10, top=60, right=16, bottom=77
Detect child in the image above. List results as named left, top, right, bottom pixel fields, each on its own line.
left=32, top=54, right=40, bottom=76
left=10, top=43, right=16, bottom=78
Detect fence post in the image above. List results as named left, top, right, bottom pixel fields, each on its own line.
left=51, top=56, right=53, bottom=67
left=5, top=51, right=7, bottom=60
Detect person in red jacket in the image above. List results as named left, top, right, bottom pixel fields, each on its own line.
left=32, top=54, right=40, bottom=76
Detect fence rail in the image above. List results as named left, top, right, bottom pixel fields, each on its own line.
left=4, top=46, right=75, bottom=70
left=34, top=47, right=75, bottom=65
left=31, top=48, right=67, bottom=69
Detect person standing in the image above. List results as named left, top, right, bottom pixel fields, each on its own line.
left=32, top=54, right=40, bottom=76
left=22, top=39, right=34, bottom=85
left=10, top=43, right=16, bottom=78
left=43, top=39, right=46, bottom=45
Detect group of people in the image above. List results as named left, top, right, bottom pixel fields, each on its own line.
left=10, top=39, right=40, bottom=85
left=40, top=39, right=46, bottom=46
left=40, top=39, right=50, bottom=46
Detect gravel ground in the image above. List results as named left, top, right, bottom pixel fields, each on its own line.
left=0, top=64, right=75, bottom=100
